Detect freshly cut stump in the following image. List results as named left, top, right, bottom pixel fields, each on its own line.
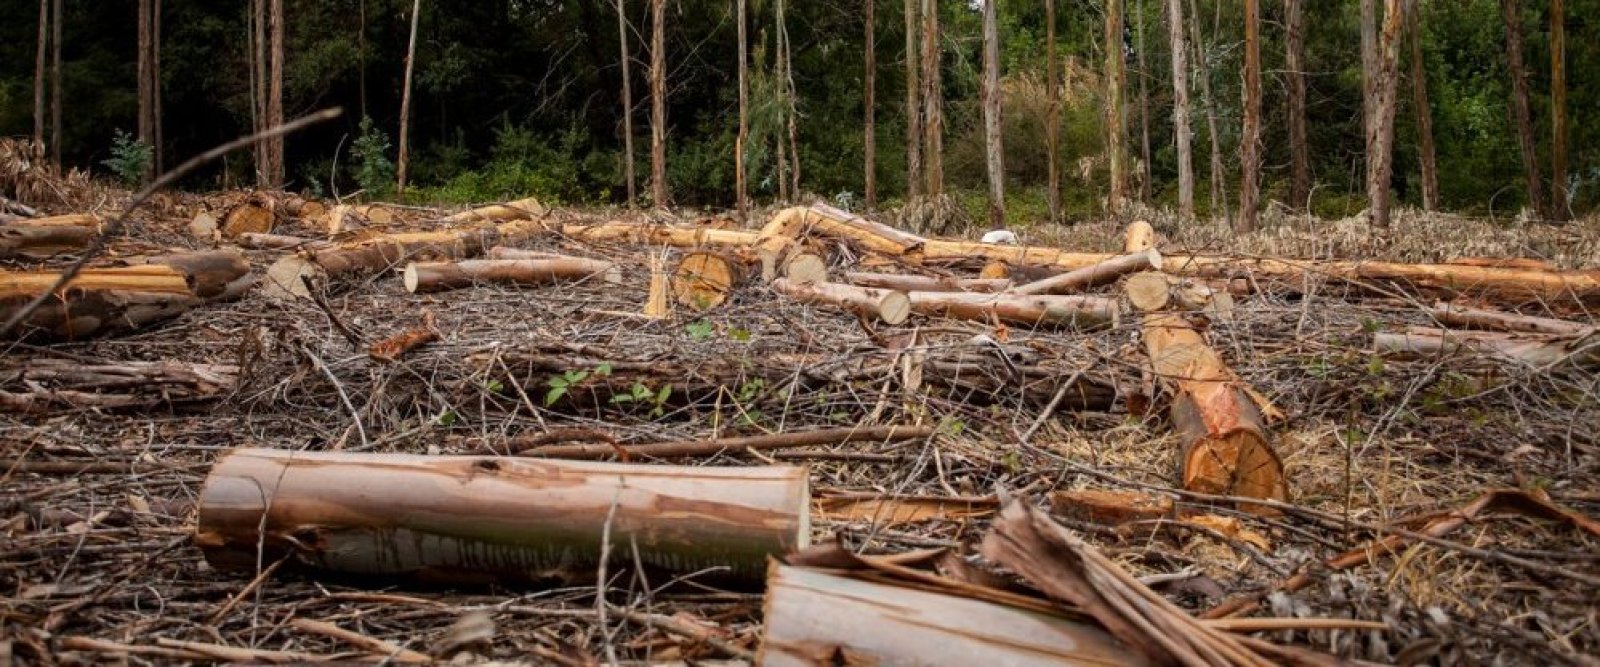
left=672, top=251, right=745, bottom=310
left=220, top=201, right=275, bottom=237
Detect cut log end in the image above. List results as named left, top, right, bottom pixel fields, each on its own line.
left=673, top=252, right=742, bottom=310
left=1125, top=272, right=1172, bottom=312
left=262, top=255, right=322, bottom=300
left=1124, top=220, right=1156, bottom=253
left=979, top=261, right=1011, bottom=280
left=401, top=264, right=423, bottom=294
left=782, top=252, right=828, bottom=286
left=879, top=291, right=912, bottom=326
left=221, top=203, right=275, bottom=238
left=1181, top=430, right=1288, bottom=511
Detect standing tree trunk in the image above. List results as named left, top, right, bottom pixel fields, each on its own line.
left=1407, top=1, right=1438, bottom=212
left=734, top=0, right=747, bottom=215
left=358, top=0, right=366, bottom=118
left=1237, top=0, right=1261, bottom=233
left=395, top=0, right=422, bottom=194
left=34, top=0, right=47, bottom=150
left=1189, top=0, right=1225, bottom=221
left=1366, top=0, right=1409, bottom=230
left=266, top=0, right=285, bottom=187
left=903, top=0, right=922, bottom=200
left=619, top=0, right=637, bottom=207
left=1104, top=0, right=1126, bottom=215
left=1285, top=0, right=1310, bottom=211
left=1549, top=0, right=1567, bottom=221
left=1167, top=0, right=1193, bottom=221
left=1136, top=0, right=1152, bottom=203
left=919, top=0, right=943, bottom=196
left=1362, top=0, right=1378, bottom=149
left=1499, top=0, right=1544, bottom=218
left=250, top=0, right=264, bottom=182
left=152, top=0, right=163, bottom=173
left=981, top=0, right=1004, bottom=229
left=649, top=0, right=667, bottom=208
left=779, top=0, right=800, bottom=197
left=138, top=0, right=153, bottom=181
left=864, top=0, right=877, bottom=210
left=50, top=0, right=61, bottom=168
left=1046, top=0, right=1061, bottom=224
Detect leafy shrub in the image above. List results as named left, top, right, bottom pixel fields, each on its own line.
left=100, top=130, right=153, bottom=186
left=349, top=116, right=395, bottom=198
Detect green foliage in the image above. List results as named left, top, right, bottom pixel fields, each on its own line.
left=609, top=381, right=671, bottom=418
left=100, top=130, right=153, bottom=186
left=350, top=117, right=396, bottom=199
left=685, top=320, right=715, bottom=341
left=543, top=369, right=590, bottom=406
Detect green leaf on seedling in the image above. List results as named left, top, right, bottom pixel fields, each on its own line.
left=944, top=419, right=966, bottom=436
left=481, top=379, right=504, bottom=393
left=544, top=387, right=567, bottom=406
left=686, top=321, right=714, bottom=340
left=435, top=410, right=458, bottom=426
left=730, top=327, right=752, bottom=342
left=1366, top=356, right=1386, bottom=375
left=595, top=363, right=613, bottom=377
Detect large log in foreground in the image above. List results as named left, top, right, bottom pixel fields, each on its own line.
left=195, top=448, right=810, bottom=583
left=0, top=252, right=251, bottom=340
left=403, top=256, right=621, bottom=293
left=0, top=214, right=100, bottom=259
left=759, top=563, right=1144, bottom=667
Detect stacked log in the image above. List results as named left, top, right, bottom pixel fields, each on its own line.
left=907, top=291, right=1120, bottom=330
left=195, top=448, right=810, bottom=583
left=0, top=214, right=100, bottom=259
left=263, top=225, right=500, bottom=299
left=846, top=271, right=1009, bottom=294
left=771, top=278, right=911, bottom=325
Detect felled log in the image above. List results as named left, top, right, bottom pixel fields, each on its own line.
left=1051, top=489, right=1176, bottom=526
left=282, top=195, right=327, bottom=220
left=129, top=250, right=254, bottom=300
left=440, top=197, right=546, bottom=224
left=220, top=197, right=277, bottom=237
left=402, top=256, right=620, bottom=293
left=0, top=358, right=238, bottom=413
left=1374, top=326, right=1599, bottom=368
left=486, top=247, right=579, bottom=261
left=556, top=220, right=760, bottom=248
left=907, top=291, right=1120, bottom=329
left=521, top=424, right=934, bottom=460
left=672, top=251, right=750, bottom=310
left=263, top=225, right=500, bottom=298
left=1010, top=249, right=1163, bottom=296
left=760, top=563, right=1142, bottom=666
left=235, top=232, right=329, bottom=251
left=1428, top=301, right=1594, bottom=336
left=771, top=278, right=911, bottom=325
left=194, top=448, right=810, bottom=583
left=0, top=214, right=100, bottom=259
left=0, top=251, right=249, bottom=340
left=801, top=204, right=925, bottom=259
left=845, top=271, right=1009, bottom=294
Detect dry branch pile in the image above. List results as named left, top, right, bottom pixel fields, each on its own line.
left=1, top=194, right=1597, bottom=664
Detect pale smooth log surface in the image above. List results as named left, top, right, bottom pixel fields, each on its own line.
left=1374, top=326, right=1598, bottom=368
left=1011, top=249, right=1162, bottom=296
left=1429, top=301, right=1593, bottom=336
left=403, top=257, right=620, bottom=293
left=846, top=271, right=1009, bottom=294
left=760, top=563, right=1143, bottom=667
left=441, top=197, right=547, bottom=224
left=195, top=448, right=810, bottom=583
left=772, top=278, right=910, bottom=325
left=803, top=204, right=925, bottom=258
left=908, top=291, right=1120, bottom=329
left=0, top=214, right=100, bottom=259
left=1, top=265, right=199, bottom=339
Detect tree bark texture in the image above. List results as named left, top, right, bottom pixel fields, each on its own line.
left=0, top=358, right=237, bottom=414
left=1045, top=0, right=1061, bottom=224
left=195, top=449, right=811, bottom=583
left=620, top=0, right=637, bottom=206
left=1375, top=326, right=1598, bottom=368
left=267, top=0, right=285, bottom=187
left=138, top=0, right=153, bottom=181
left=649, top=0, right=668, bottom=208
left=1366, top=0, right=1409, bottom=229
left=863, top=0, right=877, bottom=210
left=1500, top=0, right=1545, bottom=218
left=1237, top=0, right=1262, bottom=232
left=403, top=257, right=621, bottom=294
left=1136, top=0, right=1152, bottom=203
left=1, top=253, right=250, bottom=340
left=1549, top=0, right=1567, bottom=221
left=1408, top=2, right=1438, bottom=211
left=1167, top=0, right=1194, bottom=221
left=1428, top=301, right=1594, bottom=337
left=1188, top=0, right=1225, bottom=220
left=49, top=0, right=61, bottom=168
left=1285, top=0, right=1310, bottom=211
left=34, top=0, right=47, bottom=150
left=772, top=278, right=911, bottom=325
left=1010, top=249, right=1163, bottom=296
left=907, top=291, right=1120, bottom=330
left=981, top=0, right=1004, bottom=229
left=902, top=0, right=922, bottom=200
left=845, top=272, right=1008, bottom=294
left=1104, top=0, right=1127, bottom=215
left=919, top=0, right=943, bottom=195
left=395, top=0, right=422, bottom=193
left=0, top=214, right=100, bottom=260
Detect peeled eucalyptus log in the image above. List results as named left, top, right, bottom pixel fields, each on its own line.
left=195, top=448, right=811, bottom=583
left=1, top=251, right=252, bottom=340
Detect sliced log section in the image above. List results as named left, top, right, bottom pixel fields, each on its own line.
left=263, top=225, right=500, bottom=299
left=282, top=196, right=327, bottom=220
left=781, top=250, right=829, bottom=285
left=1374, top=326, right=1599, bottom=368
left=673, top=251, right=750, bottom=310
left=908, top=291, right=1120, bottom=329
left=771, top=278, right=911, bottom=325
left=760, top=563, right=1143, bottom=667
left=846, top=271, right=1009, bottom=293
left=0, top=358, right=238, bottom=413
left=194, top=448, right=809, bottom=583
left=0, top=214, right=100, bottom=259
left=220, top=197, right=277, bottom=237
left=1011, top=249, right=1162, bottom=296
left=1, top=266, right=197, bottom=340
left=403, top=256, right=621, bottom=293
left=1429, top=301, right=1594, bottom=336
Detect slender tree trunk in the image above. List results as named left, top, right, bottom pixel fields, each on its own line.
left=1407, top=1, right=1438, bottom=211
left=619, top=0, right=637, bottom=207
left=1104, top=0, right=1126, bottom=214
left=358, top=0, right=367, bottom=119
left=396, top=0, right=422, bottom=193
left=50, top=0, right=61, bottom=168
left=1189, top=0, right=1225, bottom=221
left=864, top=0, right=876, bottom=210
left=1367, top=0, right=1408, bottom=229
left=1285, top=0, right=1309, bottom=211
left=735, top=0, right=747, bottom=215
left=1167, top=0, right=1193, bottom=221
left=152, top=0, right=162, bottom=173
left=649, top=0, right=667, bottom=208
left=249, top=0, right=262, bottom=181
left=1362, top=0, right=1377, bottom=150
left=903, top=0, right=922, bottom=199
left=1237, top=0, right=1261, bottom=232
left=1499, top=0, right=1544, bottom=218
left=780, top=0, right=800, bottom=197
left=1046, top=0, right=1061, bottom=224
left=919, top=0, right=943, bottom=196
left=138, top=0, right=153, bottom=181
left=775, top=8, right=791, bottom=203
left=1549, top=0, right=1567, bottom=221
left=267, top=0, right=284, bottom=187
left=34, top=0, right=47, bottom=150
left=1136, top=0, right=1152, bottom=203
left=981, top=0, right=1004, bottom=228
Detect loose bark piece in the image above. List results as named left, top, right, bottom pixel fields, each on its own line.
left=403, top=257, right=620, bottom=294
left=846, top=271, right=1008, bottom=294
left=672, top=251, right=747, bottom=310
left=1374, top=326, right=1599, bottom=368
left=0, top=358, right=238, bottom=413
left=0, top=214, right=100, bottom=259
left=195, top=448, right=810, bottom=583
left=772, top=278, right=910, bottom=325
left=759, top=563, right=1144, bottom=667
left=1051, top=489, right=1175, bottom=526
left=369, top=313, right=439, bottom=362
left=522, top=425, right=932, bottom=460
left=1011, top=249, right=1162, bottom=296
left=908, top=291, right=1119, bottom=330
left=1429, top=301, right=1593, bottom=336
